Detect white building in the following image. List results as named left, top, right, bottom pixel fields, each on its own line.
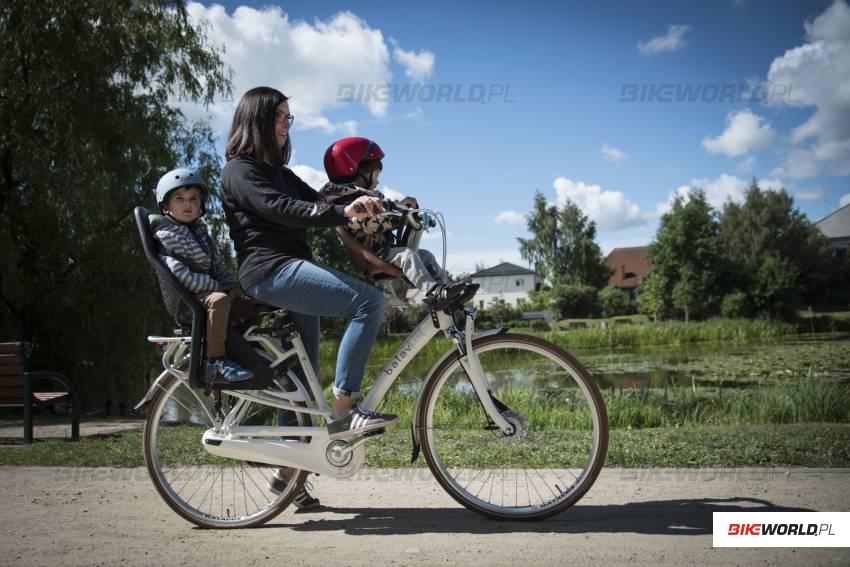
left=816, top=203, right=850, bottom=254
left=469, top=262, right=538, bottom=308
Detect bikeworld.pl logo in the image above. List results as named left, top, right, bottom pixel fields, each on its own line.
left=727, top=523, right=836, bottom=537
left=619, top=83, right=796, bottom=104
left=337, top=83, right=516, bottom=104
left=713, top=512, right=850, bottom=547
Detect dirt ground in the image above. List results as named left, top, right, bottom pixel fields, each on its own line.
left=0, top=466, right=848, bottom=566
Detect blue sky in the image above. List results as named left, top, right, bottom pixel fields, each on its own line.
left=180, top=0, right=850, bottom=275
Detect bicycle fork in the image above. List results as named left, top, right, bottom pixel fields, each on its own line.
left=409, top=310, right=514, bottom=463
left=453, top=311, right=515, bottom=436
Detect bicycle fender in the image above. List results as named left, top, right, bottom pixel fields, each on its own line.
left=133, top=368, right=173, bottom=410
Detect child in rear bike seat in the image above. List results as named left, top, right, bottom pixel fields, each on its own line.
left=320, top=137, right=472, bottom=305
left=151, top=168, right=256, bottom=383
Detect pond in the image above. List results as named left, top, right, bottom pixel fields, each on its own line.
left=348, top=331, right=850, bottom=395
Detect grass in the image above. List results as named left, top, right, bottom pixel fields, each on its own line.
left=539, top=319, right=798, bottom=350
left=3, top=423, right=847, bottom=468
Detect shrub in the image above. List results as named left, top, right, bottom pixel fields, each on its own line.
left=599, top=286, right=629, bottom=318
left=721, top=291, right=748, bottom=319
left=550, top=283, right=598, bottom=319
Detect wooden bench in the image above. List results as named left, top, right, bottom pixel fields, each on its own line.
left=0, top=342, right=80, bottom=443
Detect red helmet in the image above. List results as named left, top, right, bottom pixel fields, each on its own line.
left=324, top=137, right=385, bottom=182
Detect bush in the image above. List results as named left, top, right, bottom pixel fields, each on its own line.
left=721, top=292, right=748, bottom=319
left=481, top=299, right=521, bottom=324
left=599, top=286, right=629, bottom=318
left=524, top=287, right=551, bottom=311
left=550, top=283, right=598, bottom=319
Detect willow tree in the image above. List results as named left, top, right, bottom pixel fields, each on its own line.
left=0, top=0, right=231, bottom=409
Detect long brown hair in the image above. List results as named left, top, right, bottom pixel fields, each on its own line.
left=225, top=87, right=292, bottom=168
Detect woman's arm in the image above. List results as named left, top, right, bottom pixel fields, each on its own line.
left=224, top=159, right=385, bottom=227
left=223, top=159, right=346, bottom=228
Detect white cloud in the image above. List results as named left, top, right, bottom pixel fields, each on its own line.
left=737, top=156, right=756, bottom=173
left=421, top=229, right=454, bottom=241
left=764, top=0, right=850, bottom=178
left=703, top=110, right=776, bottom=157
left=656, top=174, right=787, bottom=213
left=180, top=4, right=395, bottom=134
left=289, top=163, right=328, bottom=189
left=771, top=141, right=850, bottom=179
left=601, top=143, right=630, bottom=165
left=297, top=115, right=358, bottom=135
left=391, top=41, right=435, bottom=82
left=494, top=211, right=526, bottom=226
left=840, top=193, right=850, bottom=207
left=795, top=187, right=826, bottom=202
left=638, top=24, right=692, bottom=56
left=379, top=185, right=405, bottom=201
left=403, top=106, right=425, bottom=121
left=553, top=177, right=645, bottom=231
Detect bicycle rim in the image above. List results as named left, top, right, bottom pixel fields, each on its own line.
left=143, top=373, right=308, bottom=528
left=419, top=334, right=608, bottom=520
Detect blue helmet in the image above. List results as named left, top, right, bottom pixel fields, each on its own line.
left=155, top=168, right=208, bottom=215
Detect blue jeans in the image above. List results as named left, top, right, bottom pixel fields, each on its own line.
left=248, top=259, right=385, bottom=399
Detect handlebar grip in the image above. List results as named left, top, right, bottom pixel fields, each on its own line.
left=381, top=199, right=402, bottom=212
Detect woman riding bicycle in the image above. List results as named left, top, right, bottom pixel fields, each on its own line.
left=220, top=86, right=401, bottom=436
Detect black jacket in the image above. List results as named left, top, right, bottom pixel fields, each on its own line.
left=221, top=156, right=347, bottom=289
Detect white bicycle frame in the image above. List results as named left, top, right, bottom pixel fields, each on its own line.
left=140, top=304, right=513, bottom=480
left=137, top=205, right=513, bottom=479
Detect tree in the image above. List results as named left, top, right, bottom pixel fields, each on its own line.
left=518, top=192, right=610, bottom=288
left=309, top=229, right=352, bottom=273
left=719, top=181, right=834, bottom=318
left=636, top=271, right=670, bottom=322
left=0, top=1, right=230, bottom=409
left=598, top=286, right=629, bottom=318
left=645, top=190, right=722, bottom=321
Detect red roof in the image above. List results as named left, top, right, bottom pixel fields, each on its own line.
left=605, top=246, right=650, bottom=289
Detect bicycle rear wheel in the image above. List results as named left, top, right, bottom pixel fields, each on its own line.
left=418, top=333, right=607, bottom=520
left=142, top=372, right=310, bottom=528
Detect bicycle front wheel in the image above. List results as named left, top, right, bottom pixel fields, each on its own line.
left=418, top=333, right=608, bottom=520
left=142, top=372, right=310, bottom=528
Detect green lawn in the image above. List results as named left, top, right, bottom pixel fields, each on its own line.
left=2, top=423, right=848, bottom=468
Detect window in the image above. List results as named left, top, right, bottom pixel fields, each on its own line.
left=516, top=278, right=525, bottom=287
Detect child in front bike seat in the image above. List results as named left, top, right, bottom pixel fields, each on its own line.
left=151, top=168, right=256, bottom=383
left=320, top=137, right=475, bottom=307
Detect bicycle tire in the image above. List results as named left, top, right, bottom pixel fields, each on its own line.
left=142, top=371, right=310, bottom=528
left=418, top=333, right=608, bottom=521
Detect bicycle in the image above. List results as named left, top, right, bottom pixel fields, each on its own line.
left=133, top=203, right=608, bottom=528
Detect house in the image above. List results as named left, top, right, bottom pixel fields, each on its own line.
left=604, top=246, right=651, bottom=302
left=815, top=203, right=850, bottom=255
left=469, top=262, right=538, bottom=308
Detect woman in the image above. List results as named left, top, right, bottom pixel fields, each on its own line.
left=220, top=87, right=400, bottom=504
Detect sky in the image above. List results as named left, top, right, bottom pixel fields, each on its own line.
left=176, top=0, right=850, bottom=276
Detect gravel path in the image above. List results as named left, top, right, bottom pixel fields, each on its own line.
left=1, top=467, right=848, bottom=566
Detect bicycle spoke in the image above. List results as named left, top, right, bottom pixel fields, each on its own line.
left=421, top=335, right=607, bottom=519
left=144, top=371, right=308, bottom=527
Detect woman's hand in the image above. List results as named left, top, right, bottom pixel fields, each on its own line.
left=344, top=195, right=384, bottom=218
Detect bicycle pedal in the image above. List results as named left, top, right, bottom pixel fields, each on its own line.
left=361, top=428, right=385, bottom=438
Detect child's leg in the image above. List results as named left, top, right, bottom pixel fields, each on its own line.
left=196, top=291, right=231, bottom=358
left=383, top=247, right=437, bottom=293
left=416, top=249, right=453, bottom=283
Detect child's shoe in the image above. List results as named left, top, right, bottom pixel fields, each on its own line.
left=209, top=358, right=253, bottom=383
